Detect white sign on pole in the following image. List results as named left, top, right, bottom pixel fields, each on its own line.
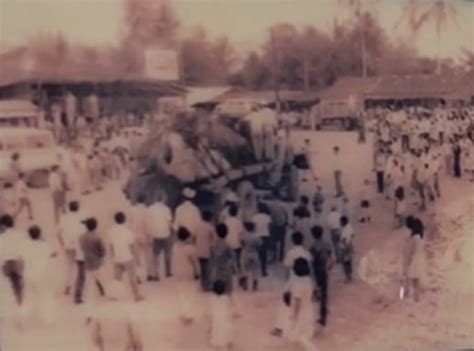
left=144, top=49, right=179, bottom=81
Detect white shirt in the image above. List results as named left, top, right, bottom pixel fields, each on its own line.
left=283, top=246, right=312, bottom=268
left=174, top=201, right=201, bottom=233
left=22, top=240, right=52, bottom=283
left=146, top=202, right=172, bottom=238
left=48, top=171, right=63, bottom=192
left=129, top=203, right=148, bottom=240
left=332, top=153, right=342, bottom=171
left=327, top=210, right=341, bottom=230
left=0, top=228, right=27, bottom=262
left=341, top=224, right=354, bottom=243
left=14, top=179, right=29, bottom=199
left=224, top=217, right=243, bottom=249
left=58, top=212, right=84, bottom=258
left=252, top=213, right=271, bottom=238
left=108, top=224, right=135, bottom=263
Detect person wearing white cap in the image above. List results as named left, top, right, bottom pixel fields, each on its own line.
left=145, top=196, right=173, bottom=281
left=173, top=188, right=201, bottom=237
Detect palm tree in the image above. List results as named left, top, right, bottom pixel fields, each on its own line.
left=461, top=48, right=474, bottom=73
left=394, top=0, right=429, bottom=37
left=396, top=0, right=459, bottom=74
left=338, top=0, right=379, bottom=77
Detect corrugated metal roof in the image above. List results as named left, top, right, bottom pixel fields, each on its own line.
left=212, top=88, right=319, bottom=103
left=318, top=76, right=380, bottom=100
left=319, top=74, right=467, bottom=101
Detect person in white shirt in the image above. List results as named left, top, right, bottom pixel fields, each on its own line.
left=209, top=280, right=233, bottom=349
left=340, top=216, right=354, bottom=282
left=374, top=149, right=387, bottom=194
left=108, top=212, right=143, bottom=302
left=48, top=165, right=66, bottom=224
left=332, top=146, right=344, bottom=197
left=22, top=225, right=56, bottom=324
left=224, top=204, right=244, bottom=274
left=246, top=106, right=266, bottom=161
left=416, top=163, right=435, bottom=211
left=283, top=232, right=312, bottom=280
left=195, top=210, right=214, bottom=291
left=13, top=173, right=34, bottom=220
left=56, top=201, right=84, bottom=295
left=174, top=188, right=201, bottom=237
left=327, top=206, right=342, bottom=262
left=252, top=203, right=272, bottom=277
left=358, top=179, right=372, bottom=223
left=146, top=198, right=173, bottom=280
left=0, top=182, right=16, bottom=216
left=0, top=215, right=28, bottom=306
left=129, top=195, right=152, bottom=281
left=171, top=227, right=199, bottom=324
left=286, top=258, right=318, bottom=351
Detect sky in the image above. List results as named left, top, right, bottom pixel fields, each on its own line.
left=0, top=0, right=473, bottom=60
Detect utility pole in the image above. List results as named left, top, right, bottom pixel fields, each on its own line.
left=270, top=28, right=281, bottom=111
left=361, top=24, right=367, bottom=77
left=303, top=56, right=310, bottom=93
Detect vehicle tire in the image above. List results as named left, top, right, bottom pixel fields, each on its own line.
left=236, top=180, right=256, bottom=221
left=28, top=169, right=49, bottom=188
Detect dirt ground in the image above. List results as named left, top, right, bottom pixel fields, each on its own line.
left=2, top=131, right=473, bottom=351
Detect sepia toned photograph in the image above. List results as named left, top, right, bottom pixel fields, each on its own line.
left=0, top=0, right=473, bottom=350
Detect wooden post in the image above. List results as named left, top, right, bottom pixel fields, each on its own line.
left=270, top=28, right=281, bottom=112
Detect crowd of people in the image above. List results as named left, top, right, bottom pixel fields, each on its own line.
left=0, top=101, right=473, bottom=351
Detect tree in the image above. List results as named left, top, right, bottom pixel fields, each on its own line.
left=29, top=33, right=70, bottom=71
left=395, top=0, right=429, bottom=37
left=396, top=0, right=459, bottom=73
left=338, top=0, right=379, bottom=77
left=240, top=51, right=271, bottom=89
left=461, top=48, right=474, bottom=73
left=212, top=37, right=237, bottom=82
left=120, top=0, right=180, bottom=74
left=180, top=27, right=236, bottom=85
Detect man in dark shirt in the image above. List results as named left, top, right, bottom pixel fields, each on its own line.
left=310, top=225, right=333, bottom=327
left=75, top=217, right=106, bottom=304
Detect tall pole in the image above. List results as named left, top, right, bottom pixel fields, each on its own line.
left=270, top=28, right=281, bottom=111
left=303, top=57, right=309, bottom=93
left=360, top=15, right=368, bottom=78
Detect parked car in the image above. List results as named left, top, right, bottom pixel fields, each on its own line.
left=0, top=128, right=62, bottom=187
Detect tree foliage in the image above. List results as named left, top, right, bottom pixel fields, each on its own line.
left=180, top=27, right=236, bottom=85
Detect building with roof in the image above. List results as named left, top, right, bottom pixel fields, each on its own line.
left=317, top=74, right=471, bottom=113
left=0, top=46, right=186, bottom=117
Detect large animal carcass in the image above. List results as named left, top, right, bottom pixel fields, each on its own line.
left=123, top=111, right=282, bottom=217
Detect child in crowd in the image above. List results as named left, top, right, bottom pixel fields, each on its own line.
left=340, top=216, right=354, bottom=283
left=240, top=222, right=261, bottom=291
left=209, top=280, right=233, bottom=350
left=13, top=173, right=34, bottom=220
left=172, top=226, right=199, bottom=325
left=358, top=179, right=372, bottom=223
left=211, top=224, right=238, bottom=295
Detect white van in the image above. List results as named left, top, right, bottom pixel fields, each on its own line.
left=0, top=128, right=61, bottom=187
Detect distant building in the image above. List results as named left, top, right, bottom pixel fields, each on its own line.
left=0, top=46, right=186, bottom=118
